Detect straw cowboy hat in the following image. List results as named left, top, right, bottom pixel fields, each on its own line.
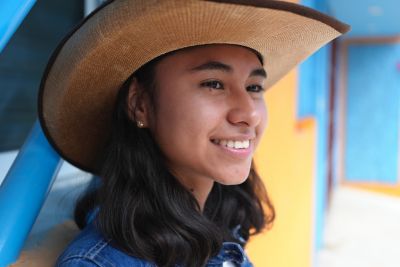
left=38, top=0, right=349, bottom=174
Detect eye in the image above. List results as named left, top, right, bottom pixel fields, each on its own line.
left=200, top=80, right=224, bottom=90
left=246, top=84, right=265, bottom=93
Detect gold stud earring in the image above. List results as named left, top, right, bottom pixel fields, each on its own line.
left=137, top=120, right=144, bottom=128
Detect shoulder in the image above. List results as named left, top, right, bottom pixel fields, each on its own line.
left=55, top=224, right=155, bottom=267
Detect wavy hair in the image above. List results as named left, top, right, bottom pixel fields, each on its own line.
left=75, top=50, right=275, bottom=267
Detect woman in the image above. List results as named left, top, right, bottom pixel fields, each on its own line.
left=38, top=0, right=349, bottom=266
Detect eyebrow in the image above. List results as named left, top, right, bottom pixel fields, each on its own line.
left=190, top=61, right=232, bottom=72
left=250, top=68, right=267, bottom=79
left=189, top=60, right=267, bottom=78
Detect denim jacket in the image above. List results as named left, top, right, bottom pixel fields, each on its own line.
left=55, top=223, right=253, bottom=267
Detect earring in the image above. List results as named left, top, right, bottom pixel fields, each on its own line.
left=137, top=120, right=144, bottom=128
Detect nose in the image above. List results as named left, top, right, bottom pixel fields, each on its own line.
left=227, top=89, right=262, bottom=127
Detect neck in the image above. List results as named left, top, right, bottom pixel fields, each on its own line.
left=171, top=170, right=214, bottom=211
left=188, top=182, right=214, bottom=211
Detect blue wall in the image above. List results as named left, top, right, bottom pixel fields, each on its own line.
left=328, top=0, right=400, bottom=37
left=345, top=43, right=400, bottom=184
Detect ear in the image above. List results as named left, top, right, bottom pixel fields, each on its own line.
left=127, top=78, right=150, bottom=127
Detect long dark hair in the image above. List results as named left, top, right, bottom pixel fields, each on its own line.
left=74, top=50, right=275, bottom=267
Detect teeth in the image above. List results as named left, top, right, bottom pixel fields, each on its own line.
left=235, top=141, right=242, bottom=149
left=213, top=139, right=250, bottom=149
left=227, top=140, right=234, bottom=148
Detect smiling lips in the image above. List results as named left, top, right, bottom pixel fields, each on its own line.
left=212, top=139, right=250, bottom=149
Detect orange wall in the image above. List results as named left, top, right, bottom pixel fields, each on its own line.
left=248, top=68, right=317, bottom=267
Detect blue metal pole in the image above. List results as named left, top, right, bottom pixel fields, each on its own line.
left=0, top=121, right=62, bottom=267
left=0, top=0, right=36, bottom=53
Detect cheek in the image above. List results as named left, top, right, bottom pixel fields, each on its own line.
left=154, top=87, right=223, bottom=135
left=151, top=92, right=212, bottom=151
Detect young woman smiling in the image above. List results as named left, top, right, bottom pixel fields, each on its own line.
left=37, top=1, right=349, bottom=266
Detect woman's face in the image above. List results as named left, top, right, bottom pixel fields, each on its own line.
left=146, top=45, right=267, bottom=187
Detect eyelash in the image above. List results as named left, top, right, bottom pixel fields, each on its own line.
left=200, top=80, right=224, bottom=90
left=200, top=80, right=265, bottom=93
left=247, top=84, right=265, bottom=93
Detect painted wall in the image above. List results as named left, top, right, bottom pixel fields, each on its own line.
left=338, top=40, right=400, bottom=196
left=248, top=68, right=316, bottom=267
left=345, top=44, right=399, bottom=184
left=328, top=0, right=400, bottom=37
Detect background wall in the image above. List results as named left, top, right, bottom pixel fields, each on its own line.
left=338, top=39, right=400, bottom=196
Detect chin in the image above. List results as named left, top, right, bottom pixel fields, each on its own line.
left=215, top=171, right=250, bottom=186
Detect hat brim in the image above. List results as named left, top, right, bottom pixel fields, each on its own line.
left=38, top=0, right=349, bottom=173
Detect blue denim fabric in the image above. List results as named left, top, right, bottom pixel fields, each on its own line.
left=55, top=223, right=253, bottom=267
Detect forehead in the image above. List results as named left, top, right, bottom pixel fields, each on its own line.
left=156, top=44, right=264, bottom=71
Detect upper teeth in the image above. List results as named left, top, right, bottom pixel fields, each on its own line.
left=213, top=139, right=250, bottom=149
